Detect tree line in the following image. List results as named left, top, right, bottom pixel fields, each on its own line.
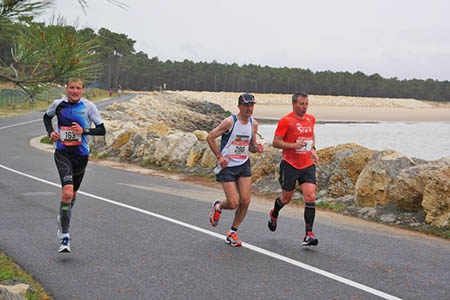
left=1, top=14, right=449, bottom=101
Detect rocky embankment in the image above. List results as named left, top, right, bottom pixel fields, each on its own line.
left=91, top=92, right=449, bottom=234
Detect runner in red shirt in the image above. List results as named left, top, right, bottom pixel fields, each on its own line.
left=267, top=92, right=320, bottom=246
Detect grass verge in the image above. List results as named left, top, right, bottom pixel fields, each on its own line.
left=0, top=88, right=111, bottom=119
left=0, top=251, right=52, bottom=299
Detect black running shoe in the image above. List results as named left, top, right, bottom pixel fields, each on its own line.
left=268, top=209, right=278, bottom=232
left=302, top=231, right=318, bottom=246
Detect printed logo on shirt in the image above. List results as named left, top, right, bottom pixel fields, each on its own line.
left=296, top=123, right=312, bottom=134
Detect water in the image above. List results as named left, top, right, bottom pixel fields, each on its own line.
left=258, top=122, right=450, bottom=161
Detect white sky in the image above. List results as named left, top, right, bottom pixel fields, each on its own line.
left=43, top=0, right=450, bottom=81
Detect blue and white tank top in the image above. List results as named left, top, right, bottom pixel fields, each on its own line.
left=220, top=114, right=253, bottom=167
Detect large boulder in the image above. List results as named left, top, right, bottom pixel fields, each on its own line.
left=153, top=131, right=198, bottom=166
left=186, top=143, right=208, bottom=167
left=355, top=150, right=416, bottom=207
left=200, top=147, right=217, bottom=169
left=316, top=143, right=374, bottom=198
left=388, top=157, right=450, bottom=212
left=422, top=166, right=450, bottom=228
left=250, top=151, right=280, bottom=183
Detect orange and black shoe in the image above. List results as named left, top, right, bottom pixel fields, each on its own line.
left=226, top=231, right=242, bottom=247
left=268, top=209, right=278, bottom=232
left=209, top=200, right=222, bottom=227
left=302, top=231, right=319, bottom=246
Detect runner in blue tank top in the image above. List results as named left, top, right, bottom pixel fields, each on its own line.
left=43, top=78, right=106, bottom=253
left=207, top=93, right=264, bottom=246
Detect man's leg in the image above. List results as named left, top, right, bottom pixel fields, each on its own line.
left=302, top=183, right=318, bottom=246
left=268, top=161, right=299, bottom=232
left=302, top=183, right=316, bottom=232
left=59, top=184, right=73, bottom=235
left=271, top=160, right=297, bottom=218
left=220, top=181, right=240, bottom=210
left=54, top=150, right=74, bottom=239
left=71, top=192, right=77, bottom=208
left=220, top=180, right=246, bottom=247
left=231, top=177, right=251, bottom=229
left=209, top=181, right=238, bottom=227
left=71, top=155, right=88, bottom=209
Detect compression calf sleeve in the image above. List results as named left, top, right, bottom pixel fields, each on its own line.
left=71, top=195, right=76, bottom=208
left=60, top=202, right=71, bottom=234
left=304, top=202, right=315, bottom=233
left=272, top=197, right=284, bottom=218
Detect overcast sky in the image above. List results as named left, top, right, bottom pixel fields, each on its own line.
left=44, top=0, right=450, bottom=81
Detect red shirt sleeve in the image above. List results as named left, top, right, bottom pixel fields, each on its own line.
left=275, top=116, right=289, bottom=137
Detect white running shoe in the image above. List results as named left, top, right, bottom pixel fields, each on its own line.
left=58, top=237, right=71, bottom=253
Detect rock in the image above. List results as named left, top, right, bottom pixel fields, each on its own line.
left=355, top=150, right=416, bottom=207
left=250, top=152, right=279, bottom=183
left=102, top=93, right=226, bottom=133
left=186, top=143, right=207, bottom=167
left=146, top=122, right=170, bottom=136
left=388, top=165, right=428, bottom=211
left=112, top=129, right=136, bottom=150
left=253, top=173, right=282, bottom=194
left=388, top=157, right=450, bottom=218
left=193, top=130, right=208, bottom=141
left=119, top=143, right=134, bottom=161
left=153, top=131, right=198, bottom=166
left=0, top=282, right=30, bottom=299
left=200, top=147, right=217, bottom=169
left=316, top=143, right=373, bottom=198
left=379, top=213, right=397, bottom=223
left=422, top=166, right=450, bottom=228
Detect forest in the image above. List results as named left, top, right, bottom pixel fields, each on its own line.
left=1, top=18, right=449, bottom=102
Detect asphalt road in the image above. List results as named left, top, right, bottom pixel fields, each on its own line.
left=1, top=95, right=449, bottom=300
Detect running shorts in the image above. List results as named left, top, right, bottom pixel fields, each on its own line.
left=279, top=160, right=316, bottom=192
left=54, top=149, right=89, bottom=190
left=216, top=159, right=251, bottom=182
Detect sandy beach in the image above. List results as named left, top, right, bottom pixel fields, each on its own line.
left=253, top=104, right=450, bottom=122
left=170, top=91, right=450, bottom=122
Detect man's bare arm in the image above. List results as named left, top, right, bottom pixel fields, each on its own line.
left=207, top=117, right=232, bottom=159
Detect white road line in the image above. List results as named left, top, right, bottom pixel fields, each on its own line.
left=0, top=163, right=402, bottom=300
left=0, top=119, right=41, bottom=130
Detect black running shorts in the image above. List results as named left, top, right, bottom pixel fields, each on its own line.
left=279, top=160, right=316, bottom=192
left=54, top=149, right=89, bottom=190
left=216, top=159, right=251, bottom=182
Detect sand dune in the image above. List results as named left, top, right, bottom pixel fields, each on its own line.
left=169, top=91, right=450, bottom=122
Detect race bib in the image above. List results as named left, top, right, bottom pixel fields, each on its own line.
left=60, top=126, right=82, bottom=146
left=296, top=138, right=313, bottom=152
left=229, top=135, right=249, bottom=159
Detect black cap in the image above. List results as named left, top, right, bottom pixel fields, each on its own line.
left=238, top=93, right=256, bottom=105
